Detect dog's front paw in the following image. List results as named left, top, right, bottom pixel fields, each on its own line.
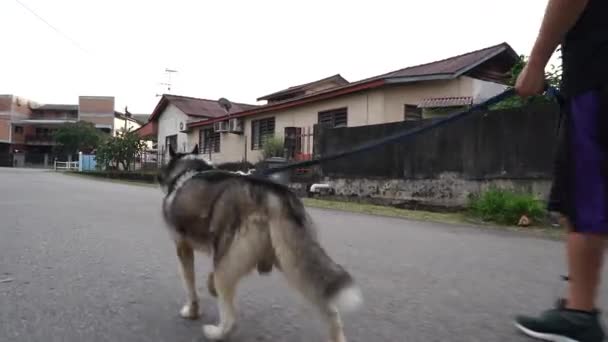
left=179, top=302, right=199, bottom=319
left=203, top=324, right=226, bottom=340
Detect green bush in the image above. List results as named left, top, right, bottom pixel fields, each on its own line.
left=469, top=187, right=546, bottom=225
left=261, top=136, right=285, bottom=159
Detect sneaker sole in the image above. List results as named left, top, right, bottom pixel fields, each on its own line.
left=514, top=322, right=579, bottom=342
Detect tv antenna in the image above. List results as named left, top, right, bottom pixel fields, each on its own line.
left=157, top=68, right=178, bottom=96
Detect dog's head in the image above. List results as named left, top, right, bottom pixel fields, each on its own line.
left=157, top=144, right=214, bottom=193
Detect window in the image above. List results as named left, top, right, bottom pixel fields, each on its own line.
left=251, top=117, right=275, bottom=150
left=404, top=104, right=422, bottom=121
left=14, top=126, right=23, bottom=134
left=318, top=108, right=347, bottom=128
left=35, top=127, right=53, bottom=136
left=199, top=127, right=220, bottom=154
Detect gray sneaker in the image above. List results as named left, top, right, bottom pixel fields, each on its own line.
left=515, top=307, right=605, bottom=342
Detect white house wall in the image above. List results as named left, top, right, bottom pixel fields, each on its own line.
left=113, top=117, right=140, bottom=136
left=471, top=78, right=509, bottom=103
left=158, top=103, right=191, bottom=154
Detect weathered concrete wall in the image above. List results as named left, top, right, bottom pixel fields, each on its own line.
left=314, top=173, right=552, bottom=208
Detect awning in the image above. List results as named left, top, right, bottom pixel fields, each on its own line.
left=418, top=96, right=473, bottom=108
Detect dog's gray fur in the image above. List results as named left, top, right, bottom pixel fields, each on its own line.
left=158, top=145, right=362, bottom=341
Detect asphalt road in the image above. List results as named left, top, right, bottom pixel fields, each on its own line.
left=2, top=168, right=608, bottom=342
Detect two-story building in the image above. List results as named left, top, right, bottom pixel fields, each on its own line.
left=0, top=95, right=143, bottom=167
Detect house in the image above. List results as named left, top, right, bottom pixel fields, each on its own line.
left=183, top=42, right=519, bottom=164
left=0, top=95, right=143, bottom=167
left=134, top=94, right=258, bottom=164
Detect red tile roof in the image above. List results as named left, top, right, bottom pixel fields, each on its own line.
left=189, top=42, right=519, bottom=129
left=148, top=94, right=258, bottom=122
left=134, top=120, right=157, bottom=139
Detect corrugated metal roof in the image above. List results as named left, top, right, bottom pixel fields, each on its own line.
left=382, top=44, right=509, bottom=80
left=418, top=97, right=473, bottom=108
left=257, top=74, right=349, bottom=101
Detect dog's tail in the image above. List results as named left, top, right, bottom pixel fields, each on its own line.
left=267, top=192, right=363, bottom=313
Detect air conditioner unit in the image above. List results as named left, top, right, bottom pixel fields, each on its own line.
left=213, top=121, right=228, bottom=133
left=228, top=118, right=244, bottom=133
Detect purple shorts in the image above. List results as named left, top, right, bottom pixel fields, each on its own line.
left=548, top=87, right=608, bottom=233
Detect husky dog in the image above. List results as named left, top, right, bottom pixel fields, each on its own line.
left=158, top=145, right=362, bottom=341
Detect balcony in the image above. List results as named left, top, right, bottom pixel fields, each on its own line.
left=30, top=114, right=78, bottom=121
left=25, top=134, right=57, bottom=146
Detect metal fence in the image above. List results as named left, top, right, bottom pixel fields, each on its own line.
left=0, top=153, right=13, bottom=167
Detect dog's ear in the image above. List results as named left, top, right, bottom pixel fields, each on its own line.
left=169, top=145, right=176, bottom=158
left=191, top=144, right=199, bottom=155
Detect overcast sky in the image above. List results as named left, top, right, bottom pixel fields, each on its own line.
left=0, top=0, right=553, bottom=114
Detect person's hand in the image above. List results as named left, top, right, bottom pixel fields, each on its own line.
left=515, top=62, right=546, bottom=98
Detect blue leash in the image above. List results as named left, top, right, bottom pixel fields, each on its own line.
left=257, top=86, right=561, bottom=177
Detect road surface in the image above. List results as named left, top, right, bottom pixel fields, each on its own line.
left=1, top=168, right=607, bottom=342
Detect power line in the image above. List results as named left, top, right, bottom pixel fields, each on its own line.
left=14, top=0, right=88, bottom=54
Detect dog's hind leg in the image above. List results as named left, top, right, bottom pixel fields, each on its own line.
left=202, top=267, right=239, bottom=340
left=321, top=304, right=347, bottom=342
left=203, top=232, right=261, bottom=340
left=176, top=240, right=199, bottom=319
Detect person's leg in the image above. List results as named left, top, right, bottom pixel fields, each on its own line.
left=565, top=229, right=605, bottom=312
left=565, top=87, right=608, bottom=311
left=515, top=88, right=607, bottom=341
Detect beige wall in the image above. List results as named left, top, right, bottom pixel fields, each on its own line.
left=187, top=127, right=247, bottom=164
left=79, top=96, right=114, bottom=114
left=383, top=77, right=474, bottom=121
left=0, top=96, right=13, bottom=113
left=187, top=77, right=507, bottom=163
left=80, top=115, right=114, bottom=127
left=79, top=96, right=114, bottom=129
left=0, top=119, right=10, bottom=142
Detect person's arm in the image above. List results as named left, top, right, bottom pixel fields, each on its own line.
left=528, top=0, right=589, bottom=70
left=516, top=0, right=589, bottom=96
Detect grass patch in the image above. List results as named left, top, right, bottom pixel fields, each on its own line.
left=304, top=197, right=563, bottom=238
left=303, top=198, right=469, bottom=225
left=468, top=187, right=547, bottom=226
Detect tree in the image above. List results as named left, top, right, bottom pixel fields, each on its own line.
left=96, top=128, right=146, bottom=171
left=491, top=48, right=562, bottom=110
left=53, top=121, right=103, bottom=155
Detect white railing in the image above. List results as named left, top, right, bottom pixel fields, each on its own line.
left=54, top=161, right=79, bottom=171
